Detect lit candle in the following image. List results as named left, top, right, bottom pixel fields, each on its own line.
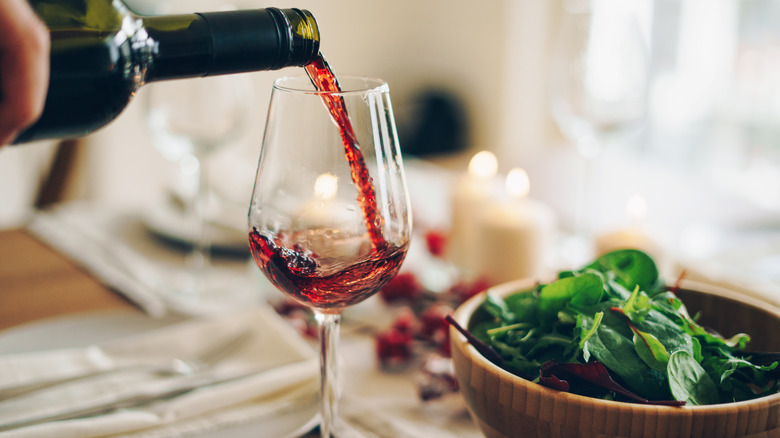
left=448, top=151, right=500, bottom=269
left=297, top=172, right=358, bottom=228
left=296, top=172, right=366, bottom=255
left=471, top=168, right=557, bottom=285
left=594, top=194, right=658, bottom=256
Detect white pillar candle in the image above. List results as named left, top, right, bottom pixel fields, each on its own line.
left=294, top=172, right=366, bottom=256
left=295, top=173, right=359, bottom=233
left=471, top=168, right=557, bottom=285
left=448, top=151, right=501, bottom=270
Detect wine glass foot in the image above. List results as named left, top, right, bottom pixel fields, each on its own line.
left=310, top=419, right=376, bottom=438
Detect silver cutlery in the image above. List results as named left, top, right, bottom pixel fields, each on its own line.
left=0, top=368, right=261, bottom=432
left=0, top=329, right=252, bottom=400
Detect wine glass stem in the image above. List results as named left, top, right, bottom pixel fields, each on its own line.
left=574, top=155, right=594, bottom=238
left=315, top=311, right=341, bottom=438
left=183, top=154, right=211, bottom=281
left=574, top=133, right=601, bottom=240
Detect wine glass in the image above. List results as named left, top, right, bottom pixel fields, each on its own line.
left=248, top=76, right=412, bottom=437
left=547, top=0, right=648, bottom=261
left=145, top=74, right=252, bottom=310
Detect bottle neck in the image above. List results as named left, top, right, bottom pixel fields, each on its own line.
left=142, top=8, right=320, bottom=83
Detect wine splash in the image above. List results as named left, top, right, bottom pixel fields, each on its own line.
left=249, top=228, right=407, bottom=310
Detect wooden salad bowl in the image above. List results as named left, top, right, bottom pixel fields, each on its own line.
left=450, top=278, right=780, bottom=438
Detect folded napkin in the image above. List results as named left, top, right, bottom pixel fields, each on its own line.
left=0, top=306, right=318, bottom=438
left=27, top=202, right=261, bottom=317
left=339, top=397, right=481, bottom=438
left=27, top=204, right=170, bottom=317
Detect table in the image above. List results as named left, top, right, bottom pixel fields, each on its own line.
left=0, top=226, right=482, bottom=437
left=0, top=229, right=132, bottom=331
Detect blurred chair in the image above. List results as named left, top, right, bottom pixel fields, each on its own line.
left=0, top=138, right=83, bottom=228
left=34, top=138, right=83, bottom=208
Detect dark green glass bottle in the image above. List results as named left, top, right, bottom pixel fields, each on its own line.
left=14, top=0, right=319, bottom=144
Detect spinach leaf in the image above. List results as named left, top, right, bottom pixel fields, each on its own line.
left=538, top=272, right=603, bottom=325
left=668, top=350, right=720, bottom=405
left=623, top=286, right=652, bottom=322
left=603, top=276, right=633, bottom=301
left=578, top=311, right=603, bottom=352
left=637, top=310, right=695, bottom=358
left=504, top=290, right=538, bottom=324
left=482, top=293, right=515, bottom=323
left=632, top=326, right=670, bottom=372
left=581, top=319, right=669, bottom=400
left=587, top=249, right=660, bottom=294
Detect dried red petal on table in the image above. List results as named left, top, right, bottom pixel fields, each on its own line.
left=376, top=327, right=414, bottom=367
left=420, top=303, right=454, bottom=354
left=271, top=297, right=309, bottom=316
left=447, top=277, right=491, bottom=305
left=418, top=354, right=460, bottom=401
left=379, top=271, right=423, bottom=304
left=391, top=306, right=420, bottom=336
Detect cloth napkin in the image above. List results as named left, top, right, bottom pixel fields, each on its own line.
left=27, top=202, right=261, bottom=317
left=27, top=204, right=170, bottom=317
left=0, top=305, right=318, bottom=437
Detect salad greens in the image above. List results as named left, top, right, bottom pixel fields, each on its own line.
left=463, top=249, right=780, bottom=406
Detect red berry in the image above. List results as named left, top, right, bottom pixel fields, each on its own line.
left=424, top=230, right=448, bottom=258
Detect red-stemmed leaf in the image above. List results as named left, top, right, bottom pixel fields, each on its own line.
left=445, top=314, right=504, bottom=365
left=669, top=270, right=686, bottom=295
left=539, top=360, right=686, bottom=407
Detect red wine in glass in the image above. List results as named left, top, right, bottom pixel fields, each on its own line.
left=249, top=228, right=408, bottom=310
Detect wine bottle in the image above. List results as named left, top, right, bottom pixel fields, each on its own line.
left=13, top=0, right=319, bottom=144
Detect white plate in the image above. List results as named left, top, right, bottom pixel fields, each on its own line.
left=142, top=199, right=249, bottom=256
left=0, top=309, right=318, bottom=438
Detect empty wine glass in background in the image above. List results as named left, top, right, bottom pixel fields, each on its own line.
left=145, top=74, right=253, bottom=311
left=548, top=0, right=649, bottom=261
left=248, top=75, right=412, bottom=437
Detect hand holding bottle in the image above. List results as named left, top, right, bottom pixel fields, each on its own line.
left=0, top=0, right=49, bottom=147
left=11, top=1, right=319, bottom=145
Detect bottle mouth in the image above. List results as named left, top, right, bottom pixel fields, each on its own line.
left=272, top=8, right=321, bottom=67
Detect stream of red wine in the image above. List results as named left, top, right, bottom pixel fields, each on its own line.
left=304, top=54, right=386, bottom=250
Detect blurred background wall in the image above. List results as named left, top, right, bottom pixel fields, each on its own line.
left=2, top=0, right=780, bottom=244
left=0, top=0, right=557, bottom=221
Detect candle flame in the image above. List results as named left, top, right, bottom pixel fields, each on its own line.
left=468, top=151, right=498, bottom=179
left=626, top=194, right=647, bottom=223
left=314, top=173, right=338, bottom=200
left=506, top=168, right=530, bottom=199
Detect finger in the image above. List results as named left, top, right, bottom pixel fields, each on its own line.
left=0, top=0, right=50, bottom=145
